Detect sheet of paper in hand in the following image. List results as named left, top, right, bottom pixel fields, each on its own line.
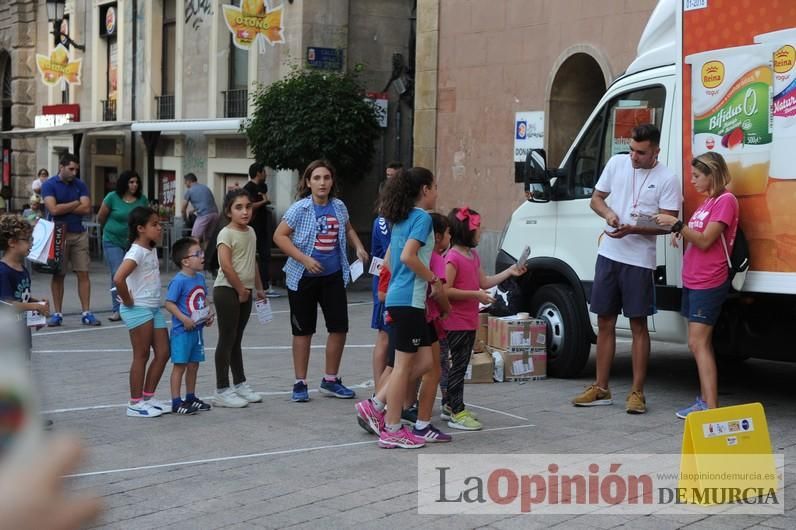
left=631, top=212, right=660, bottom=230
left=255, top=298, right=273, bottom=325
left=368, top=257, right=384, bottom=276
left=350, top=259, right=364, bottom=282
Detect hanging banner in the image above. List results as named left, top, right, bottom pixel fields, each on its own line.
left=222, top=0, right=285, bottom=54
left=36, top=44, right=82, bottom=86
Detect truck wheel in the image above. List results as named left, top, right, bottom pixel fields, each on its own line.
left=529, top=284, right=591, bottom=378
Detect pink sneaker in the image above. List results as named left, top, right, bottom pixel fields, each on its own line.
left=378, top=426, right=426, bottom=449
left=355, top=399, right=384, bottom=435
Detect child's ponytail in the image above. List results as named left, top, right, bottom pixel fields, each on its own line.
left=381, top=167, right=434, bottom=224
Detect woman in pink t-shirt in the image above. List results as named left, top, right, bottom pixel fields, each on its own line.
left=654, top=152, right=739, bottom=419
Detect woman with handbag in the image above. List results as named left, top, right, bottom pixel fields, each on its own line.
left=653, top=151, right=739, bottom=418
left=97, top=170, right=149, bottom=321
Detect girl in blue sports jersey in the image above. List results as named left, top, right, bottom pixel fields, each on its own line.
left=355, top=167, right=441, bottom=449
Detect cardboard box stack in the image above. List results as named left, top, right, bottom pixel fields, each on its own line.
left=473, top=312, right=489, bottom=353
left=487, top=314, right=547, bottom=381
left=464, top=351, right=494, bottom=384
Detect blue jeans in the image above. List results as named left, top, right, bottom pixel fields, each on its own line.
left=103, top=240, right=126, bottom=313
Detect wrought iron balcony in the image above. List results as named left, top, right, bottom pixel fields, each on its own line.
left=222, top=88, right=248, bottom=118
left=101, top=99, right=116, bottom=121
left=156, top=94, right=175, bottom=120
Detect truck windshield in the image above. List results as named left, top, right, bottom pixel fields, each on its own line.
left=553, top=85, right=667, bottom=201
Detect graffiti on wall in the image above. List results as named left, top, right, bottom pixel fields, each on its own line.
left=223, top=0, right=285, bottom=53
left=185, top=0, right=214, bottom=30
left=184, top=137, right=206, bottom=175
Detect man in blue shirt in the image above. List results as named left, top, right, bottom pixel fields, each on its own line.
left=181, top=173, right=219, bottom=247
left=41, top=152, right=101, bottom=327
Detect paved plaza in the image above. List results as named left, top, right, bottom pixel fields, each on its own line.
left=29, top=262, right=796, bottom=529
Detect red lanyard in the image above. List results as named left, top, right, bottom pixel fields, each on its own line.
left=631, top=168, right=652, bottom=209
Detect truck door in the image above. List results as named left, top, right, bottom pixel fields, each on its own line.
left=554, top=83, right=669, bottom=332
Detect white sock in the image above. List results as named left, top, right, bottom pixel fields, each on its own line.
left=324, top=373, right=337, bottom=382
left=295, top=379, right=306, bottom=385
left=385, top=423, right=401, bottom=432
left=415, top=420, right=430, bottom=430
left=372, top=396, right=386, bottom=411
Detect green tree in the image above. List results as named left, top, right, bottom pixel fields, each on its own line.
left=244, top=69, right=382, bottom=188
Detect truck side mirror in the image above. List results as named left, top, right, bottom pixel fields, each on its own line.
left=524, top=149, right=552, bottom=202
left=524, top=149, right=548, bottom=184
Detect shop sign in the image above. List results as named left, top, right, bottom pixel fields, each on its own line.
left=223, top=0, right=285, bottom=53
left=36, top=44, right=82, bottom=86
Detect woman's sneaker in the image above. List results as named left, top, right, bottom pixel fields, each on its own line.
left=127, top=401, right=162, bottom=418
left=412, top=424, right=452, bottom=443
left=378, top=426, right=426, bottom=449
left=292, top=381, right=310, bottom=402
left=441, top=404, right=477, bottom=421
left=172, top=400, right=200, bottom=415
left=400, top=405, right=418, bottom=425
left=214, top=387, right=248, bottom=408
left=234, top=382, right=262, bottom=403
left=676, top=397, right=708, bottom=419
left=448, top=410, right=482, bottom=431
left=355, top=399, right=385, bottom=435
left=145, top=398, right=171, bottom=414
left=319, top=378, right=356, bottom=398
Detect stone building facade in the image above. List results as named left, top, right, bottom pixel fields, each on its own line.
left=0, top=0, right=416, bottom=232
left=414, top=0, right=658, bottom=269
left=0, top=1, right=38, bottom=205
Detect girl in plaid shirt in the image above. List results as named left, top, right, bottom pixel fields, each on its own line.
left=273, top=159, right=369, bottom=403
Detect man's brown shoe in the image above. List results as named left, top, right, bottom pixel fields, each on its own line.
left=572, top=385, right=613, bottom=406
left=626, top=390, right=646, bottom=414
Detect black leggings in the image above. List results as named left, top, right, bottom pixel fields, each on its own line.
left=213, top=286, right=252, bottom=390
left=446, top=330, right=476, bottom=414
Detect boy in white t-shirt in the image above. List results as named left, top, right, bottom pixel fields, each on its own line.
left=572, top=124, right=680, bottom=414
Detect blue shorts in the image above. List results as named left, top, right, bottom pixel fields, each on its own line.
left=589, top=255, right=656, bottom=318
left=681, top=280, right=730, bottom=326
left=371, top=299, right=389, bottom=331
left=120, top=305, right=167, bottom=330
left=170, top=330, right=205, bottom=364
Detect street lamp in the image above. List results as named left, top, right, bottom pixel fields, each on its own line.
left=47, top=0, right=85, bottom=51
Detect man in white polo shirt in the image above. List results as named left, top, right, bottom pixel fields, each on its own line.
left=572, top=123, right=680, bottom=414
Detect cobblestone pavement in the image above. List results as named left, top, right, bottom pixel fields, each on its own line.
left=28, top=263, right=796, bottom=529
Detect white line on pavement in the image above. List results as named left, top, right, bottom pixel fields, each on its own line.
left=42, top=382, right=375, bottom=414
left=35, top=324, right=126, bottom=336
left=463, top=403, right=529, bottom=422
left=32, top=344, right=378, bottom=354
left=66, top=424, right=535, bottom=478
left=33, top=301, right=372, bottom=337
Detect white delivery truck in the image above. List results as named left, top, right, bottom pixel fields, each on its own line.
left=497, top=0, right=796, bottom=377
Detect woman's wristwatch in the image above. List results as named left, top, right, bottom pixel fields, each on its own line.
left=670, top=220, right=684, bottom=234
left=429, top=274, right=439, bottom=284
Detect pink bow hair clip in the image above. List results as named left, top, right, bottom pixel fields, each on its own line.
left=455, top=206, right=481, bottom=231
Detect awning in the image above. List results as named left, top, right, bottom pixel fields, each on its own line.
left=0, top=121, right=132, bottom=138
left=131, top=118, right=245, bottom=134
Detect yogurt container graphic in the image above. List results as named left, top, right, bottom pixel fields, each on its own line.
left=755, top=29, right=796, bottom=180
left=686, top=45, right=774, bottom=196
left=754, top=30, right=796, bottom=271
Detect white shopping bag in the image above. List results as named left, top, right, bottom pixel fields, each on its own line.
left=27, top=218, right=55, bottom=264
